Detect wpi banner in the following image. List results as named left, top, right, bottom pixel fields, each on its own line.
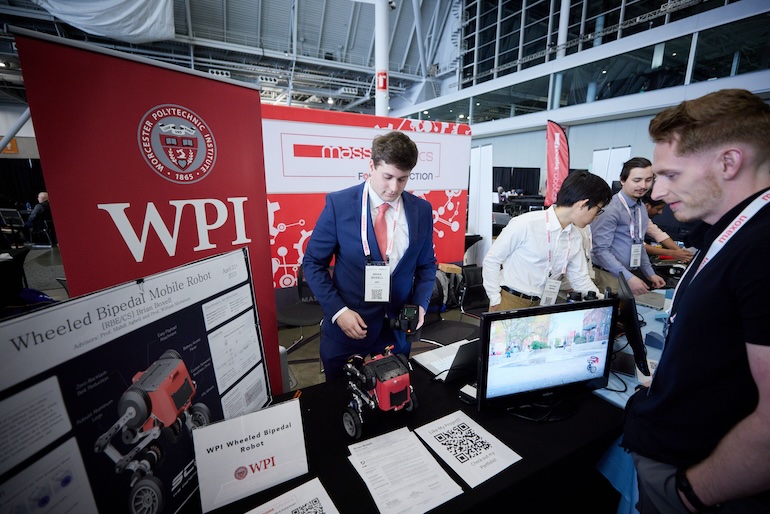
left=545, top=120, right=569, bottom=207
left=13, top=28, right=281, bottom=392
left=260, top=106, right=471, bottom=289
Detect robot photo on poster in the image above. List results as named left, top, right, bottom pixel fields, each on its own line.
left=0, top=249, right=271, bottom=514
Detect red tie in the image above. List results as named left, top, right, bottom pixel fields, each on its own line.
left=375, top=203, right=390, bottom=258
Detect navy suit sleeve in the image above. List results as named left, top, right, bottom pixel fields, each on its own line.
left=409, top=199, right=437, bottom=311
left=302, top=194, right=347, bottom=318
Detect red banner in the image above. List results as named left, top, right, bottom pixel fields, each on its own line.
left=545, top=120, right=570, bottom=207
left=260, top=105, right=472, bottom=290
left=14, top=30, right=280, bottom=392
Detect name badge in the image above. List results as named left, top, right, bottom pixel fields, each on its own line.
left=540, top=277, right=562, bottom=306
left=364, top=262, right=390, bottom=302
left=630, top=243, right=643, bottom=268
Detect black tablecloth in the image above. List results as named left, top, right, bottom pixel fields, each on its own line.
left=205, top=365, right=623, bottom=514
left=0, top=247, right=29, bottom=306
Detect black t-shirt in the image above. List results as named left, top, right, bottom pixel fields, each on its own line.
left=623, top=188, right=770, bottom=467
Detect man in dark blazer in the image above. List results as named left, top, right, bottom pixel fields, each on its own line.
left=303, top=131, right=437, bottom=380
left=26, top=191, right=51, bottom=228
left=24, top=191, right=53, bottom=242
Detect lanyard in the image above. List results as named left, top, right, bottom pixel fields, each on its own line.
left=360, top=180, right=400, bottom=260
left=669, top=190, right=770, bottom=320
left=618, top=194, right=643, bottom=242
left=545, top=210, right=571, bottom=278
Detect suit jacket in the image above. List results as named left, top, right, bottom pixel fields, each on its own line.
left=27, top=200, right=52, bottom=230
left=303, top=183, right=437, bottom=350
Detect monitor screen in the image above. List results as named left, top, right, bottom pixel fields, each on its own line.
left=616, top=274, right=651, bottom=376
left=476, top=299, right=619, bottom=420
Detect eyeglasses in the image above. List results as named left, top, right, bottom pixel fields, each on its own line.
left=595, top=206, right=605, bottom=216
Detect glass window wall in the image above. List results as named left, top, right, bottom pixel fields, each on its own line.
left=691, top=12, right=770, bottom=83
left=470, top=75, right=550, bottom=123
left=409, top=98, right=472, bottom=125
left=554, top=35, right=691, bottom=107
left=403, top=4, right=766, bottom=126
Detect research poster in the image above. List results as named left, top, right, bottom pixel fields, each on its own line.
left=0, top=249, right=270, bottom=514
left=13, top=28, right=281, bottom=396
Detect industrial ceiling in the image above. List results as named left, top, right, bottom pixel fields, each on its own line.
left=0, top=0, right=460, bottom=114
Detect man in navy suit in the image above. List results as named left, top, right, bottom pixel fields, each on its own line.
left=303, top=131, right=437, bottom=380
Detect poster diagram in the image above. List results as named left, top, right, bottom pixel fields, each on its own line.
left=0, top=249, right=270, bottom=514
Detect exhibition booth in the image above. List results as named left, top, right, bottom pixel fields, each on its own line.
left=0, top=26, right=653, bottom=514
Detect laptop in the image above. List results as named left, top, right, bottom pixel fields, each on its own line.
left=635, top=291, right=666, bottom=310
left=411, top=338, right=478, bottom=383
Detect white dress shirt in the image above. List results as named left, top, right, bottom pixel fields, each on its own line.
left=332, top=187, right=410, bottom=324
left=368, top=187, right=409, bottom=271
left=482, top=206, right=599, bottom=306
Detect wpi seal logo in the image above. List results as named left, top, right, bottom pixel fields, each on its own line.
left=138, top=104, right=217, bottom=184
left=234, top=466, right=248, bottom=480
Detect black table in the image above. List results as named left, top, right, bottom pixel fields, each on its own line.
left=464, top=233, right=482, bottom=252
left=207, top=365, right=624, bottom=514
left=0, top=247, right=29, bottom=306
left=504, top=196, right=545, bottom=217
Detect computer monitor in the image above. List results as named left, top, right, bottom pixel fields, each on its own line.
left=476, top=299, right=619, bottom=421
left=615, top=273, right=651, bottom=376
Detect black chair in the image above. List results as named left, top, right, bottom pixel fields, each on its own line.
left=459, top=265, right=489, bottom=322
left=31, top=219, right=57, bottom=247
left=492, top=212, right=511, bottom=237
left=415, top=275, right=480, bottom=347
left=276, top=265, right=324, bottom=353
left=0, top=208, right=25, bottom=247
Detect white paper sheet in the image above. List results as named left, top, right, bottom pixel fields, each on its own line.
left=348, top=427, right=462, bottom=514
left=245, top=477, right=339, bottom=514
left=414, top=411, right=522, bottom=488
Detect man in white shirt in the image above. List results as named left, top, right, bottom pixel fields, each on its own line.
left=483, top=171, right=612, bottom=311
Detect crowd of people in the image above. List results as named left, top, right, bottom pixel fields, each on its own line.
left=302, top=88, right=769, bottom=512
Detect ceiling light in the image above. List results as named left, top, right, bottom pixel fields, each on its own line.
left=423, top=110, right=428, bottom=114
left=0, top=61, right=7, bottom=68
left=327, top=97, right=334, bottom=105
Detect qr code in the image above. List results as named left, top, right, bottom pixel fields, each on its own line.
left=372, top=289, right=383, bottom=300
left=291, top=497, right=323, bottom=514
left=433, top=422, right=491, bottom=463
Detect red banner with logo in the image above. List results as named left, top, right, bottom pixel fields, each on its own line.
left=14, top=30, right=280, bottom=391
left=259, top=105, right=472, bottom=290
left=545, top=120, right=569, bottom=207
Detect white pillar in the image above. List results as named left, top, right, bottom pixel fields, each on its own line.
left=374, top=0, right=390, bottom=117
left=550, top=0, right=570, bottom=111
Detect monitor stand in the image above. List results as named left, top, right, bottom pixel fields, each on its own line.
left=505, top=393, right=577, bottom=422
